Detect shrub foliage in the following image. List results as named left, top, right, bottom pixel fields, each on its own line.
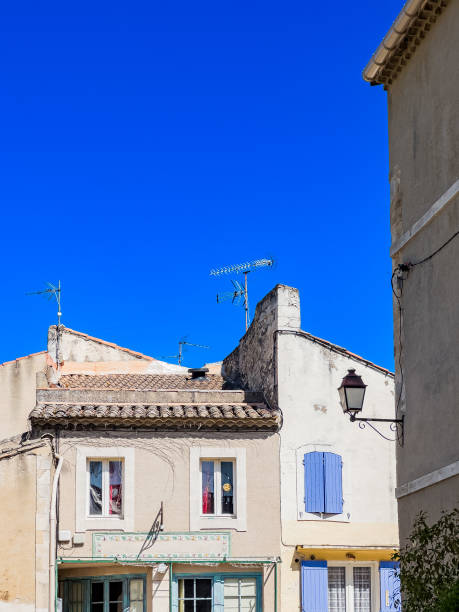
left=393, top=508, right=459, bottom=611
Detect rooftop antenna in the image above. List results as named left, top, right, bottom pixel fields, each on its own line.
left=211, top=258, right=274, bottom=331
left=27, top=281, right=62, bottom=370
left=27, top=280, right=62, bottom=327
left=160, top=337, right=210, bottom=366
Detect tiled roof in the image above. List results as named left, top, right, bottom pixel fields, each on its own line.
left=59, top=374, right=234, bottom=390
left=30, top=402, right=280, bottom=430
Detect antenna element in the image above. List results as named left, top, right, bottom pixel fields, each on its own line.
left=27, top=281, right=62, bottom=327
left=211, top=258, right=274, bottom=331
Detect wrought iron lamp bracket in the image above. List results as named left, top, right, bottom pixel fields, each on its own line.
left=349, top=415, right=404, bottom=444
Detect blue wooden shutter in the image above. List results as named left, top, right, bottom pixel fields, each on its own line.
left=301, top=560, right=328, bottom=612
left=380, top=561, right=401, bottom=611
left=324, top=452, right=343, bottom=514
left=304, top=452, right=325, bottom=512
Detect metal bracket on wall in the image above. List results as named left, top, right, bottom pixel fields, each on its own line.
left=349, top=415, right=405, bottom=445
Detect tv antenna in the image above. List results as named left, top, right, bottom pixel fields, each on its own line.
left=27, top=280, right=62, bottom=327
left=211, top=258, right=274, bottom=331
left=160, top=338, right=210, bottom=366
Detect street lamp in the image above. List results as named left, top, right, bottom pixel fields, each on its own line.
left=338, top=369, right=366, bottom=419
left=338, top=369, right=404, bottom=443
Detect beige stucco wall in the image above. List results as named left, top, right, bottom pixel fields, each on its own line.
left=0, top=353, right=47, bottom=440
left=55, top=430, right=280, bottom=611
left=0, top=445, right=52, bottom=612
left=386, top=0, right=459, bottom=541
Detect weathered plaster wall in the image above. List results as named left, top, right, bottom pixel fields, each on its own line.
left=223, top=284, right=300, bottom=408
left=56, top=431, right=280, bottom=559
left=387, top=1, right=459, bottom=231
left=0, top=353, right=47, bottom=440
left=0, top=446, right=52, bottom=612
left=387, top=0, right=459, bottom=539
left=277, top=332, right=398, bottom=611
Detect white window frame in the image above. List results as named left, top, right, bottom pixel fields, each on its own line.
left=327, top=561, right=379, bottom=612
left=87, top=458, right=124, bottom=518
left=76, top=446, right=135, bottom=531
left=190, top=447, right=246, bottom=531
left=200, top=458, right=236, bottom=517
left=296, top=443, right=350, bottom=522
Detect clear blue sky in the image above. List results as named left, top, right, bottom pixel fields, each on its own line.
left=0, top=1, right=402, bottom=370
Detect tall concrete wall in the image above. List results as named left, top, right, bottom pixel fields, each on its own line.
left=386, top=0, right=459, bottom=538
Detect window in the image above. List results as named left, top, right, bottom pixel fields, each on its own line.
left=76, top=447, right=134, bottom=531
left=178, top=578, right=212, bottom=612
left=302, top=561, right=376, bottom=612
left=61, top=575, right=145, bottom=612
left=189, top=447, right=246, bottom=531
left=174, top=575, right=260, bottom=612
left=223, top=577, right=257, bottom=611
left=88, top=459, right=123, bottom=517
left=304, top=452, right=343, bottom=514
left=201, top=460, right=235, bottom=516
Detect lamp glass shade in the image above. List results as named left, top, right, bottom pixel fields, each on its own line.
left=344, top=386, right=365, bottom=412
left=338, top=369, right=367, bottom=414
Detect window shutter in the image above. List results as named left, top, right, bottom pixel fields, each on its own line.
left=301, top=560, right=328, bottom=612
left=304, top=452, right=325, bottom=512
left=324, top=452, right=343, bottom=514
left=213, top=575, right=224, bottom=612
left=380, top=561, right=401, bottom=611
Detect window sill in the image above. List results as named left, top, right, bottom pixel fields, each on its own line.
left=194, top=515, right=246, bottom=532
left=297, top=511, right=350, bottom=523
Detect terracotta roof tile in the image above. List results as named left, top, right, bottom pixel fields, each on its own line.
left=30, top=402, right=280, bottom=430
left=59, top=373, right=236, bottom=390
left=0, top=350, right=47, bottom=367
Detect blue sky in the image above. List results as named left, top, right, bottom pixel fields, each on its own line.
left=0, top=1, right=402, bottom=370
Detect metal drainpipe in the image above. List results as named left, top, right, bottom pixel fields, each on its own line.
left=49, top=454, right=64, bottom=612
left=274, top=561, right=278, bottom=612
left=169, top=562, right=173, bottom=612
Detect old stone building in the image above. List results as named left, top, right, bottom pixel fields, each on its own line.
left=1, top=285, right=399, bottom=612
left=224, top=285, right=399, bottom=612
left=364, top=0, right=459, bottom=543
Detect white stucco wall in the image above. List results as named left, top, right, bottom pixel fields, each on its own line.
left=276, top=296, right=398, bottom=611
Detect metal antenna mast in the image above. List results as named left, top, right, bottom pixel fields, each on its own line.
left=160, top=338, right=210, bottom=366
left=211, top=258, right=274, bottom=331
left=27, top=281, right=62, bottom=327
left=27, top=281, right=63, bottom=370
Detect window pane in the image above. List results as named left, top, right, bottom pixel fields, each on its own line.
left=130, top=579, right=144, bottom=601
left=196, top=601, right=212, bottom=612
left=89, top=461, right=103, bottom=515
left=240, top=578, right=256, bottom=597
left=109, top=604, right=123, bottom=612
left=221, top=461, right=234, bottom=514
left=196, top=579, right=212, bottom=599
left=184, top=602, right=194, bottom=612
left=91, top=606, right=103, bottom=612
left=109, top=581, right=123, bottom=603
left=201, top=461, right=215, bottom=514
left=224, top=578, right=239, bottom=597
left=109, top=461, right=123, bottom=515
left=240, top=599, right=256, bottom=611
left=184, top=579, right=194, bottom=598
left=91, top=582, right=104, bottom=603
left=353, top=567, right=371, bottom=612
left=328, top=567, right=346, bottom=612
left=224, top=598, right=240, bottom=611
